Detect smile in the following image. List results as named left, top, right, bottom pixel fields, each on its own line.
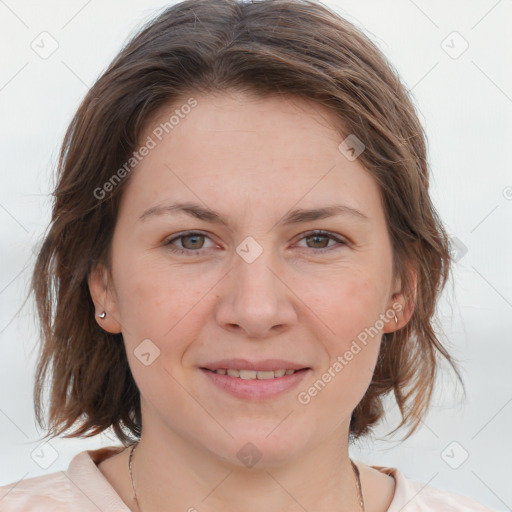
left=200, top=367, right=310, bottom=400
left=207, top=368, right=299, bottom=379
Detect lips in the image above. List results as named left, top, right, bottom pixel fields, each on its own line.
left=208, top=368, right=299, bottom=380
left=199, top=358, right=312, bottom=400
left=200, top=358, right=310, bottom=372
left=201, top=365, right=311, bottom=400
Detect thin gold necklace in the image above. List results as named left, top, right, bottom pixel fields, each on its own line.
left=128, top=441, right=365, bottom=511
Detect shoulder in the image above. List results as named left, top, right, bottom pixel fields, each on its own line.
left=369, top=464, right=497, bottom=512
left=0, top=470, right=77, bottom=511
left=0, top=446, right=128, bottom=511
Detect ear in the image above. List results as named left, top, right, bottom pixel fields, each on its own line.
left=382, top=262, right=417, bottom=334
left=88, top=263, right=123, bottom=334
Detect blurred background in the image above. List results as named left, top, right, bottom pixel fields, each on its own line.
left=0, top=1, right=510, bottom=509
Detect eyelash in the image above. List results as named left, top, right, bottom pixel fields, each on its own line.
left=164, top=230, right=347, bottom=255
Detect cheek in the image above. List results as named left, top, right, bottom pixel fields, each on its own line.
left=314, top=264, right=387, bottom=325
left=114, top=259, right=212, bottom=401
left=297, top=273, right=387, bottom=414
left=301, top=265, right=389, bottom=362
left=114, top=256, right=214, bottom=347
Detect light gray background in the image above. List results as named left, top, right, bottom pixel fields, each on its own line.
left=0, top=1, right=511, bottom=510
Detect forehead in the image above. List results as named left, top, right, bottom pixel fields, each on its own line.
left=118, top=91, right=384, bottom=225
left=147, top=90, right=344, bottom=137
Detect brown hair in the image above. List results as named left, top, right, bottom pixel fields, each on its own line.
left=31, top=0, right=464, bottom=446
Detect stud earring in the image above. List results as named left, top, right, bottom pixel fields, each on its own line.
left=394, top=313, right=398, bottom=324
left=98, top=311, right=106, bottom=319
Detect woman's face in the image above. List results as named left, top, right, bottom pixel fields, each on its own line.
left=90, top=91, right=406, bottom=464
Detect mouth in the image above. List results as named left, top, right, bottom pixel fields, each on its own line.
left=201, top=367, right=308, bottom=379
left=199, top=361, right=311, bottom=400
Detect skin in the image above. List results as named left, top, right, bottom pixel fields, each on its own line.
left=89, top=90, right=415, bottom=512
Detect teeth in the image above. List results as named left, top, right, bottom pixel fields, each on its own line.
left=214, top=368, right=298, bottom=379
left=239, top=370, right=257, bottom=379
left=253, top=370, right=275, bottom=379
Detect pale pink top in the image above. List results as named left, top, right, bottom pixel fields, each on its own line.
left=0, top=446, right=496, bottom=511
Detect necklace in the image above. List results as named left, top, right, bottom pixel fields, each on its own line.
left=351, top=457, right=366, bottom=511
left=128, top=441, right=365, bottom=511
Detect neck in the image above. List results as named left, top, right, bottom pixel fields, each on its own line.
left=128, top=426, right=364, bottom=512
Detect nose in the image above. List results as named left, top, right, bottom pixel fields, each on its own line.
left=214, top=250, right=298, bottom=339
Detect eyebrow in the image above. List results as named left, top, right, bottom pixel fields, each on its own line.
left=138, top=201, right=369, bottom=228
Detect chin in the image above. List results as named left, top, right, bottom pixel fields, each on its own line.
left=204, top=427, right=309, bottom=469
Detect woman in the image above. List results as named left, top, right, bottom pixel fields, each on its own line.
left=0, top=0, right=496, bottom=510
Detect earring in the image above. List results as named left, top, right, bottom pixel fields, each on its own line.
left=98, top=311, right=106, bottom=319
left=394, top=313, right=398, bottom=325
